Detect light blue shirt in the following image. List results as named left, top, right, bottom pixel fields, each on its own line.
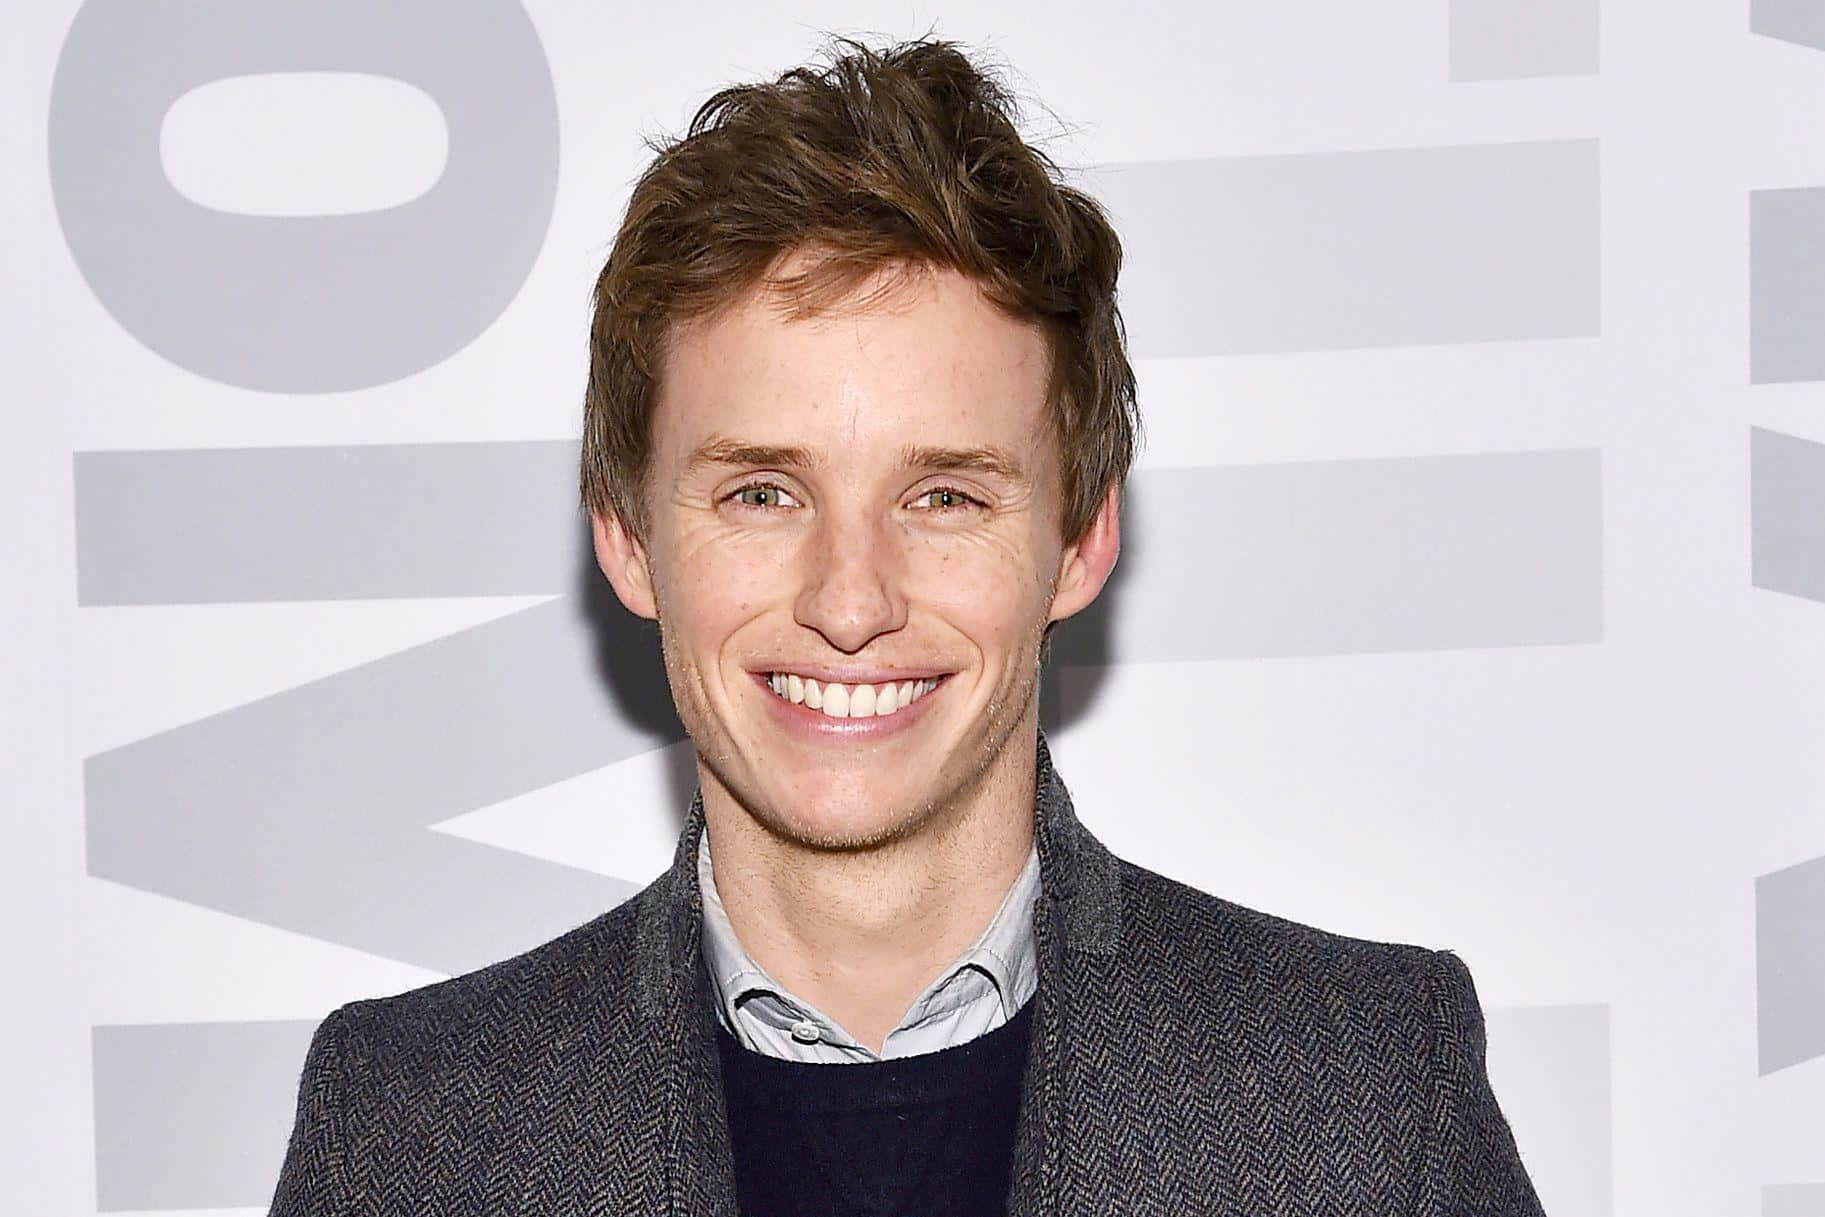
left=697, top=831, right=1040, bottom=1063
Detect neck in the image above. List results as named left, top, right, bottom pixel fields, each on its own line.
left=699, top=729, right=1039, bottom=1055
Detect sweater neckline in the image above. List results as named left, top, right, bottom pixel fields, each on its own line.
left=715, top=993, right=1036, bottom=1113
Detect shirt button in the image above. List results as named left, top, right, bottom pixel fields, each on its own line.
left=789, top=1020, right=821, bottom=1044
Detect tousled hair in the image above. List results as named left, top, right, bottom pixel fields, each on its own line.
left=581, top=36, right=1138, bottom=541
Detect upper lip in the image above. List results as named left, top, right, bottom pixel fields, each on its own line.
left=750, top=665, right=951, bottom=685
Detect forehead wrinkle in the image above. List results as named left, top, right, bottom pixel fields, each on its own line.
left=836, top=365, right=867, bottom=451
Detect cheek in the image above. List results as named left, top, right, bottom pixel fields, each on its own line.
left=905, top=528, right=1056, bottom=642
left=655, top=526, right=794, bottom=640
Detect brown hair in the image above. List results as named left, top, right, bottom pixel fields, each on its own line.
left=580, top=36, right=1138, bottom=542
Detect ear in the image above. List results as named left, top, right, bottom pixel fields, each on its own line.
left=590, top=508, right=659, bottom=621
left=1047, top=484, right=1122, bottom=624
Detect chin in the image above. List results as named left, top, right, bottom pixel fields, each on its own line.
left=733, top=768, right=944, bottom=853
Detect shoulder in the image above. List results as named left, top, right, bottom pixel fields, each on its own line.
left=1081, top=858, right=1485, bottom=1180
left=1115, top=856, right=1446, bottom=977
left=1109, top=857, right=1458, bottom=1060
left=321, top=884, right=654, bottom=1083
left=272, top=881, right=677, bottom=1210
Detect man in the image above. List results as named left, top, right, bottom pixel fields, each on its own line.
left=270, top=37, right=1545, bottom=1216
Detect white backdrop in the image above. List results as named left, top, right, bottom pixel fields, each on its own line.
left=6, top=2, right=1825, bottom=1215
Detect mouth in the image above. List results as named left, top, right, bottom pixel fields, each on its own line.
left=755, top=670, right=947, bottom=721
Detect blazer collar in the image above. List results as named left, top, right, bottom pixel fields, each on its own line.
left=629, top=731, right=1125, bottom=1215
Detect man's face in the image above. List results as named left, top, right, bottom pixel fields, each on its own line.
left=593, top=258, right=1117, bottom=851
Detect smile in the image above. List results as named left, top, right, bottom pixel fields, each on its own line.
left=762, top=672, right=943, bottom=720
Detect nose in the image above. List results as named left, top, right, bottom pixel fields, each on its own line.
left=793, top=511, right=907, bottom=653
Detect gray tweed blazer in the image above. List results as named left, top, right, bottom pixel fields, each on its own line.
left=270, top=741, right=1546, bottom=1215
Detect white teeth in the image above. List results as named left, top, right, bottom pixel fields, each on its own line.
left=767, top=673, right=942, bottom=718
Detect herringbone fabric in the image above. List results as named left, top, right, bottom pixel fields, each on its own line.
left=269, top=738, right=1547, bottom=1215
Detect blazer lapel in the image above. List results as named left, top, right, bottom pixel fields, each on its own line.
left=1005, top=737, right=1133, bottom=1217
left=632, top=798, right=741, bottom=1217
left=493, top=818, right=735, bottom=1217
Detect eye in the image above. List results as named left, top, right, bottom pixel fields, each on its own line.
left=730, top=482, right=799, bottom=509
left=909, top=487, right=982, bottom=511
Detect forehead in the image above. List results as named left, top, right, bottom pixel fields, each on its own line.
left=651, top=262, right=1054, bottom=465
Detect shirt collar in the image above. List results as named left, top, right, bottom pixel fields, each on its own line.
left=696, top=827, right=1041, bottom=1048
left=633, top=732, right=1125, bottom=1039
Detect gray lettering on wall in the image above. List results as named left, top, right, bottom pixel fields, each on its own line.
left=1051, top=449, right=1604, bottom=666
left=1751, top=427, right=1825, bottom=604
left=1449, top=0, right=1600, bottom=81
left=1753, top=0, right=1825, bottom=52
left=47, top=0, right=558, bottom=392
left=1757, top=855, right=1825, bottom=1073
left=76, top=443, right=585, bottom=604
left=93, top=1020, right=315, bottom=1210
left=1747, top=0, right=1825, bottom=1182
left=1765, top=1184, right=1825, bottom=1217
left=1091, top=140, right=1600, bottom=358
left=85, top=596, right=675, bottom=974
left=1752, top=190, right=1825, bottom=384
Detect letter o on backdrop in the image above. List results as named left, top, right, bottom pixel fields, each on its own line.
left=48, top=0, right=559, bottom=393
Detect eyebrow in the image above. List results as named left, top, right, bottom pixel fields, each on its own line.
left=680, top=435, right=1027, bottom=482
left=899, top=445, right=1027, bottom=481
left=681, top=436, right=824, bottom=478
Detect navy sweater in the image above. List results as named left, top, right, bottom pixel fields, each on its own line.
left=715, top=997, right=1035, bottom=1217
